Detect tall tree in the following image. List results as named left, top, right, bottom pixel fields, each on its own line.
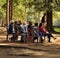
left=9, top=0, right=13, bottom=20
left=33, top=0, right=60, bottom=32
left=6, top=0, right=13, bottom=26
left=6, top=0, right=9, bottom=26
left=46, top=0, right=53, bottom=31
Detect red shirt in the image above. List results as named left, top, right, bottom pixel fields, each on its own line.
left=39, top=26, right=47, bottom=34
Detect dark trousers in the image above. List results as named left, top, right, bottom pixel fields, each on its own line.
left=44, top=33, right=54, bottom=42
left=39, top=32, right=43, bottom=43
left=10, top=33, right=16, bottom=41
left=33, top=37, right=38, bottom=43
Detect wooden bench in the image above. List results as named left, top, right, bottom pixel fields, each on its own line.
left=33, top=32, right=46, bottom=43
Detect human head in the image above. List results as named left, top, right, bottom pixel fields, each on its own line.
left=23, top=21, right=27, bottom=25
left=14, top=21, right=17, bottom=24
left=29, top=21, right=32, bottom=25
left=35, top=23, right=38, bottom=26
left=39, top=23, right=42, bottom=28
left=44, top=13, right=47, bottom=20
left=10, top=20, right=14, bottom=24
left=41, top=13, right=47, bottom=23
left=18, top=20, right=22, bottom=25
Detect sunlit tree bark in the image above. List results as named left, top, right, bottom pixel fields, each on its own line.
left=6, top=0, right=13, bottom=26
left=6, top=0, right=9, bottom=26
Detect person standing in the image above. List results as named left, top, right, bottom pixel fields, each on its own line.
left=41, top=13, right=47, bottom=23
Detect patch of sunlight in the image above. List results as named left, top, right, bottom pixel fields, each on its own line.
left=54, top=27, right=60, bottom=32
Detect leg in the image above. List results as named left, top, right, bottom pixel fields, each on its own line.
left=37, top=37, right=38, bottom=43
left=33, top=37, right=34, bottom=43
left=48, top=36, right=50, bottom=42
left=12, top=33, right=15, bottom=42
left=23, top=34, right=27, bottom=43
left=44, top=33, right=51, bottom=42
left=49, top=33, right=56, bottom=39
left=39, top=32, right=43, bottom=43
left=40, top=36, right=43, bottom=43
left=6, top=33, right=9, bottom=41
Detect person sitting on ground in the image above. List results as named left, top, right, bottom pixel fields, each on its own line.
left=39, top=22, right=56, bottom=43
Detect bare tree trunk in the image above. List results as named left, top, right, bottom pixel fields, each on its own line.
left=47, top=10, right=53, bottom=31
left=46, top=0, right=54, bottom=32
left=6, top=0, right=9, bottom=26
left=9, top=0, right=13, bottom=21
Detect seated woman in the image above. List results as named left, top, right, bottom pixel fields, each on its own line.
left=33, top=23, right=39, bottom=43
left=39, top=22, right=56, bottom=43
left=27, top=21, right=33, bottom=43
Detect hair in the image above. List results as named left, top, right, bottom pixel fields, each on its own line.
left=14, top=21, right=17, bottom=24
left=39, top=23, right=42, bottom=28
left=18, top=20, right=22, bottom=25
left=35, top=23, right=38, bottom=26
left=28, top=21, right=32, bottom=28
left=44, top=13, right=46, bottom=17
left=41, top=13, right=47, bottom=23
left=29, top=21, right=32, bottom=25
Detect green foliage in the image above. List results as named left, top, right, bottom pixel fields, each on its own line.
left=0, top=0, right=60, bottom=22
left=13, top=0, right=34, bottom=21
left=0, top=0, right=6, bottom=18
left=53, top=10, right=60, bottom=19
left=54, top=27, right=60, bottom=32
left=13, top=0, right=60, bottom=22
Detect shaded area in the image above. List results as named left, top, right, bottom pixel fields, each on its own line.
left=0, top=43, right=60, bottom=58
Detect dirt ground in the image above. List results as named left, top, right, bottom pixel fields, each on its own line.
left=0, top=27, right=60, bottom=58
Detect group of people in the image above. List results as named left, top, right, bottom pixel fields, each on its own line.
left=7, top=13, right=56, bottom=43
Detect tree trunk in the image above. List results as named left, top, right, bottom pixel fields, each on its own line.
left=46, top=0, right=54, bottom=32
left=6, top=0, right=13, bottom=26
left=9, top=0, right=13, bottom=21
left=6, top=0, right=9, bottom=26
left=46, top=10, right=54, bottom=32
